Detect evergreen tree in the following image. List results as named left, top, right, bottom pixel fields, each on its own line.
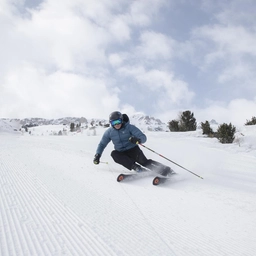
left=70, top=122, right=75, bottom=132
left=179, top=110, right=197, bottom=131
left=168, top=120, right=179, bottom=132
left=217, top=123, right=236, bottom=144
left=168, top=110, right=197, bottom=132
left=201, top=121, right=213, bottom=136
left=245, top=116, right=256, bottom=125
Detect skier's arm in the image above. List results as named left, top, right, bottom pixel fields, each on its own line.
left=94, top=131, right=111, bottom=165
left=95, top=130, right=111, bottom=156
left=129, top=125, right=147, bottom=144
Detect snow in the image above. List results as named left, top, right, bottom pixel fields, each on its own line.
left=0, top=124, right=256, bottom=256
left=0, top=119, right=20, bottom=134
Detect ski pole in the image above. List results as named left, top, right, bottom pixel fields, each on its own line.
left=139, top=143, right=203, bottom=179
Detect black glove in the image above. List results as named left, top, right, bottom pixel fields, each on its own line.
left=129, top=136, right=141, bottom=144
left=93, top=153, right=101, bottom=164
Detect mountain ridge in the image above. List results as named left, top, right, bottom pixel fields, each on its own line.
left=0, top=114, right=168, bottom=133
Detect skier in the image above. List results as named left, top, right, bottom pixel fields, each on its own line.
left=93, top=111, right=172, bottom=175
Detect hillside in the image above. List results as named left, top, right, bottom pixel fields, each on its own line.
left=0, top=124, right=256, bottom=255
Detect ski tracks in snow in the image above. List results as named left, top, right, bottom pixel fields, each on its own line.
left=1, top=134, right=256, bottom=256
left=0, top=146, right=117, bottom=256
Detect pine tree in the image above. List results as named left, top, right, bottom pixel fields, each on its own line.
left=179, top=110, right=197, bottom=131
left=168, top=120, right=179, bottom=132
left=245, top=116, right=256, bottom=125
left=201, top=121, right=213, bottom=136
left=217, top=123, right=236, bottom=144
left=70, top=123, right=75, bottom=132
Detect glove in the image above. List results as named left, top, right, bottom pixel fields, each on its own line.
left=129, top=136, right=141, bottom=144
left=93, top=153, right=101, bottom=164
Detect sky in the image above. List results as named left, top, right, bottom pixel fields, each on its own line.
left=0, top=0, right=256, bottom=125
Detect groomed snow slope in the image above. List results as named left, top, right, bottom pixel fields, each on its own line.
left=1, top=126, right=256, bottom=256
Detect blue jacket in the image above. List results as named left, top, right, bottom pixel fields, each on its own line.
left=96, top=122, right=147, bottom=155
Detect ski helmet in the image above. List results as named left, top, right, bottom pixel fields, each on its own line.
left=109, top=111, right=123, bottom=124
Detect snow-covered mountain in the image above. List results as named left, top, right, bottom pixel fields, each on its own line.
left=130, top=113, right=167, bottom=131
left=0, top=119, right=21, bottom=133
left=0, top=114, right=168, bottom=133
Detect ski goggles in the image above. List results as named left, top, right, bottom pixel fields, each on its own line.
left=110, top=118, right=122, bottom=126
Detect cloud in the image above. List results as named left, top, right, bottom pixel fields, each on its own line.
left=136, top=31, right=175, bottom=60
left=118, top=65, right=195, bottom=106
left=0, top=0, right=116, bottom=75
left=108, top=15, right=131, bottom=42
left=187, top=3, right=256, bottom=103
left=0, top=0, right=130, bottom=118
left=108, top=53, right=124, bottom=67
left=158, top=98, right=256, bottom=127
left=128, top=0, right=167, bottom=26
left=217, top=62, right=255, bottom=85
left=1, top=0, right=255, bottom=125
left=194, top=25, right=256, bottom=58
left=195, top=98, right=256, bottom=126
left=190, top=1, right=256, bottom=75
left=22, top=3, right=111, bottom=70
left=214, top=0, right=256, bottom=27
left=0, top=63, right=120, bottom=118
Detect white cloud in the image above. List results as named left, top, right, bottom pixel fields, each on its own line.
left=120, top=104, right=138, bottom=117
left=108, top=53, right=124, bottom=67
left=109, top=15, right=131, bottom=42
left=137, top=31, right=175, bottom=60
left=118, top=65, right=194, bottom=106
left=129, top=0, right=167, bottom=26
left=195, top=25, right=256, bottom=57
left=189, top=6, right=256, bottom=100
left=218, top=63, right=254, bottom=84
left=157, top=98, right=256, bottom=127
left=0, top=63, right=120, bottom=118
left=214, top=0, right=256, bottom=27
left=195, top=98, right=256, bottom=126
left=0, top=0, right=116, bottom=76
left=1, top=0, right=255, bottom=124
left=22, top=4, right=111, bottom=70
left=0, top=0, right=129, bottom=118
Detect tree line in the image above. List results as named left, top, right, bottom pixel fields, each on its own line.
left=168, top=110, right=256, bottom=144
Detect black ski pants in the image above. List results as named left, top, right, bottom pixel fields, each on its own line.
left=111, top=146, right=167, bottom=171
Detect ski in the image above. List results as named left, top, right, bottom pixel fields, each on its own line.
left=117, top=173, right=134, bottom=182
left=117, top=170, right=150, bottom=182
left=152, top=169, right=176, bottom=186
left=117, top=167, right=176, bottom=185
left=152, top=176, right=169, bottom=185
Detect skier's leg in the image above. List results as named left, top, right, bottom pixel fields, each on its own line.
left=125, top=146, right=148, bottom=165
left=111, top=150, right=135, bottom=170
left=144, top=159, right=172, bottom=175
left=111, top=147, right=149, bottom=171
left=124, top=146, right=164, bottom=171
left=120, top=146, right=172, bottom=175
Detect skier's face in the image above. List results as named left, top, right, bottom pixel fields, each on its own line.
left=114, top=123, right=122, bottom=129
